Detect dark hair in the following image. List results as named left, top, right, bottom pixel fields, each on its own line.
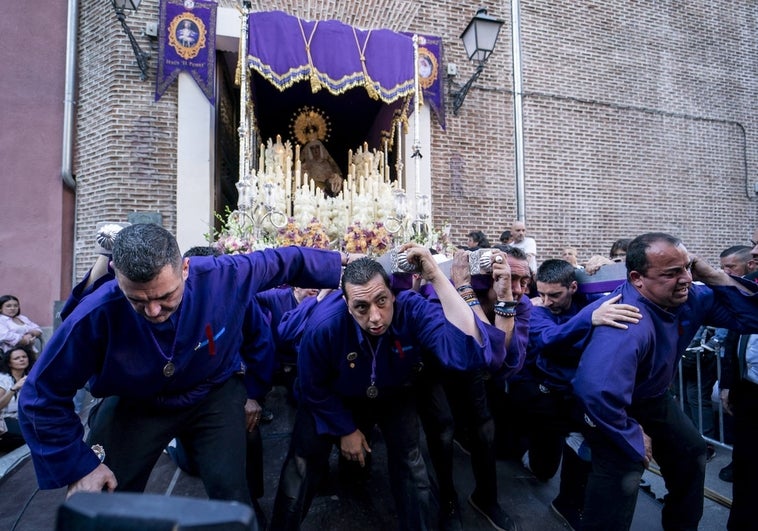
left=112, top=224, right=182, bottom=283
left=341, top=258, right=391, bottom=300
left=0, top=295, right=20, bottom=317
left=499, top=230, right=512, bottom=243
left=626, top=233, right=682, bottom=278
left=610, top=238, right=632, bottom=258
left=493, top=244, right=528, bottom=261
left=536, top=259, right=577, bottom=287
left=183, top=245, right=221, bottom=258
left=467, top=231, right=490, bottom=248
left=0, top=347, right=36, bottom=376
left=720, top=245, right=752, bottom=261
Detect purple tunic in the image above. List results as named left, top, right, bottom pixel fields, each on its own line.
left=19, top=246, right=342, bottom=489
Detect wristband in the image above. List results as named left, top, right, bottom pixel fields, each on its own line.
left=467, top=300, right=481, bottom=307
left=494, top=307, right=517, bottom=318
left=456, top=284, right=473, bottom=293
left=494, top=300, right=518, bottom=317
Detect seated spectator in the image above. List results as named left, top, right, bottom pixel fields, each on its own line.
left=466, top=230, right=491, bottom=250
left=609, top=238, right=631, bottom=263
left=0, top=347, right=35, bottom=450
left=561, top=247, right=583, bottom=270
left=0, top=295, right=43, bottom=354
left=584, top=238, right=632, bottom=274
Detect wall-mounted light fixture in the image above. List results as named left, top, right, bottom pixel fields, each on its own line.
left=111, top=0, right=150, bottom=80
left=449, top=8, right=504, bottom=115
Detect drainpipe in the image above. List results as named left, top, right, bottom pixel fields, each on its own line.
left=511, top=0, right=525, bottom=221
left=61, top=0, right=78, bottom=189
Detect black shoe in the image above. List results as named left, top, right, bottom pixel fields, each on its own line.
left=719, top=461, right=734, bottom=482
left=550, top=497, right=582, bottom=531
left=439, top=497, right=463, bottom=531
left=260, top=407, right=274, bottom=424
left=468, top=491, right=518, bottom=531
left=706, top=444, right=716, bottom=462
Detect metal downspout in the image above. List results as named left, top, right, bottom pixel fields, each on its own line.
left=511, top=0, right=525, bottom=220
left=61, top=0, right=78, bottom=189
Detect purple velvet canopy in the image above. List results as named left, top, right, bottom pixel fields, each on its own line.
left=246, top=11, right=416, bottom=167
left=247, top=10, right=415, bottom=102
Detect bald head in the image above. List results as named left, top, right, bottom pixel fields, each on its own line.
left=511, top=220, right=526, bottom=243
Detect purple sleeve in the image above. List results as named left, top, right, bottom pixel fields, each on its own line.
left=240, top=302, right=276, bottom=401
left=572, top=324, right=647, bottom=462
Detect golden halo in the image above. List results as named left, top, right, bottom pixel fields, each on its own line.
left=290, top=106, right=331, bottom=145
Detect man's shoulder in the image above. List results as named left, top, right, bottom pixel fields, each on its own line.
left=303, top=294, right=349, bottom=333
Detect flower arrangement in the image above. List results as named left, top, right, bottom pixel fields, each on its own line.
left=276, top=218, right=332, bottom=249
left=408, top=222, right=457, bottom=258
left=343, top=221, right=392, bottom=256
left=210, top=207, right=275, bottom=255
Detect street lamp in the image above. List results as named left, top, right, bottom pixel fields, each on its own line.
left=111, top=0, right=150, bottom=80
left=449, top=8, right=504, bottom=115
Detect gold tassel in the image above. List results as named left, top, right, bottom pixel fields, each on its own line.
left=235, top=31, right=243, bottom=87
left=309, top=68, right=322, bottom=93
left=363, top=73, right=380, bottom=100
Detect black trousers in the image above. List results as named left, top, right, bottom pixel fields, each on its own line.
left=271, top=389, right=430, bottom=531
left=416, top=364, right=457, bottom=505
left=87, top=376, right=251, bottom=506
left=508, top=378, right=576, bottom=481
left=727, top=379, right=758, bottom=530
left=417, top=367, right=498, bottom=506
left=581, top=393, right=705, bottom=531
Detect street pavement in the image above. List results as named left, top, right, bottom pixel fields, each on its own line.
left=0, top=385, right=731, bottom=530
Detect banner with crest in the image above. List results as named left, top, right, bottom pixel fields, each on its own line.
left=155, top=0, right=217, bottom=104
left=403, top=33, right=445, bottom=130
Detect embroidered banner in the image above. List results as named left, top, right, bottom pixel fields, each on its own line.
left=404, top=33, right=446, bottom=131
left=155, top=0, right=217, bottom=104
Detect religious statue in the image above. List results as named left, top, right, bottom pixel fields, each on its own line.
left=301, top=139, right=344, bottom=197
left=290, top=106, right=344, bottom=197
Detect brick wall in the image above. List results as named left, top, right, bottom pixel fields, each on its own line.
left=74, top=0, right=177, bottom=279
left=74, top=0, right=758, bottom=279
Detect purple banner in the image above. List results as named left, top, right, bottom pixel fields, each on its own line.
left=404, top=33, right=446, bottom=130
left=155, top=0, right=217, bottom=104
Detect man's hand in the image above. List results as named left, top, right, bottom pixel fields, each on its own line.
left=584, top=255, right=613, bottom=275
left=720, top=388, right=733, bottom=416
left=400, top=243, right=440, bottom=282
left=642, top=430, right=653, bottom=468
left=491, top=251, right=513, bottom=302
left=450, top=250, right=472, bottom=288
left=66, top=463, right=117, bottom=498
left=591, top=294, right=642, bottom=329
left=340, top=429, right=371, bottom=467
left=244, top=399, right=263, bottom=431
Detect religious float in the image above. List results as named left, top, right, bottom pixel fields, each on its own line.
left=213, top=9, right=454, bottom=258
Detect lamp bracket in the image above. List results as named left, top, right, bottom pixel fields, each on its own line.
left=449, top=63, right=484, bottom=116
left=112, top=0, right=150, bottom=80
